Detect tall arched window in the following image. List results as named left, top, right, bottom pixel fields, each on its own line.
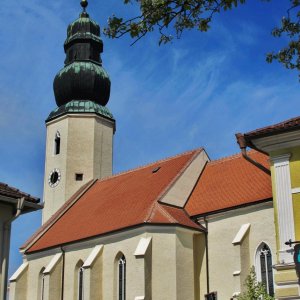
left=54, top=131, right=61, bottom=155
left=78, top=266, right=84, bottom=300
left=118, top=255, right=126, bottom=300
left=74, top=260, right=84, bottom=300
left=255, top=243, right=274, bottom=296
left=37, top=267, right=45, bottom=300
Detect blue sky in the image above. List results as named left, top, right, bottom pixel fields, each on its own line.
left=1, top=0, right=299, bottom=278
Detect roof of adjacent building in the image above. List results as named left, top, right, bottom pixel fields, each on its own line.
left=0, top=182, right=40, bottom=203
left=25, top=148, right=272, bottom=254
left=26, top=149, right=204, bottom=253
left=185, top=150, right=271, bottom=216
left=243, top=115, right=300, bottom=139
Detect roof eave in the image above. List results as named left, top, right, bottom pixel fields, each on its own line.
left=0, top=196, right=42, bottom=214
left=190, top=197, right=273, bottom=220
left=25, top=222, right=205, bottom=255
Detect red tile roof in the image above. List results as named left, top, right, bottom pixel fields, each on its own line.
left=21, top=180, right=95, bottom=251
left=27, top=149, right=204, bottom=253
left=185, top=151, right=272, bottom=216
left=244, top=115, right=300, bottom=139
left=26, top=149, right=272, bottom=254
left=0, top=182, right=40, bottom=203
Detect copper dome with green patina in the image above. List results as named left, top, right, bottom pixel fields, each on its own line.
left=53, top=7, right=111, bottom=107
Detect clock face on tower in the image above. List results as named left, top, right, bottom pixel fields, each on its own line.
left=48, top=168, right=61, bottom=188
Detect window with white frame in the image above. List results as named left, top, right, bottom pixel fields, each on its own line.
left=255, top=243, right=274, bottom=296
left=118, top=255, right=126, bottom=300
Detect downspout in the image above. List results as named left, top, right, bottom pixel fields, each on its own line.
left=0, top=197, right=25, bottom=300
left=204, top=217, right=210, bottom=294
left=235, top=133, right=271, bottom=175
left=60, top=246, right=65, bottom=300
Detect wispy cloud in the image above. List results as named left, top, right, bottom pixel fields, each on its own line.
left=1, top=0, right=299, bottom=278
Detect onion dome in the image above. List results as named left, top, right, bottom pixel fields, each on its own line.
left=53, top=1, right=111, bottom=107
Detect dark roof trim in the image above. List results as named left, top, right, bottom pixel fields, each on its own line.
left=242, top=115, right=300, bottom=140
left=0, top=196, right=43, bottom=214
left=26, top=222, right=205, bottom=255
left=0, top=182, right=40, bottom=203
left=190, top=198, right=273, bottom=219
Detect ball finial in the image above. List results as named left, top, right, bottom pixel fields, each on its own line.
left=80, top=0, right=88, bottom=11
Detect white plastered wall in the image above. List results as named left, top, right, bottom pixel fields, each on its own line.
left=0, top=203, right=13, bottom=299
left=202, top=202, right=276, bottom=299
left=43, top=113, right=114, bottom=223
left=13, top=226, right=201, bottom=300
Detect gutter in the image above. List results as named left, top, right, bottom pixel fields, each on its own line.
left=0, top=197, right=25, bottom=300
left=235, top=133, right=271, bottom=175
left=0, top=196, right=42, bottom=213
left=204, top=217, right=210, bottom=294
left=60, top=247, right=65, bottom=300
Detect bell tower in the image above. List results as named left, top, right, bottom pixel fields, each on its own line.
left=43, top=0, right=115, bottom=223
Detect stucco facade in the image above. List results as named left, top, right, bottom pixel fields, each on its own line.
left=11, top=227, right=203, bottom=300
left=0, top=183, right=41, bottom=300
left=200, top=202, right=276, bottom=299
left=0, top=204, right=13, bottom=299
left=43, top=113, right=115, bottom=223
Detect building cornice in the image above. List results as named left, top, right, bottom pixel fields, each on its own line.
left=251, top=130, right=300, bottom=153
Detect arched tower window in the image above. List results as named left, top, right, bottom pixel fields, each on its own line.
left=37, top=267, right=45, bottom=300
left=255, top=243, right=274, bottom=296
left=118, top=255, right=126, bottom=300
left=54, top=131, right=61, bottom=155
left=74, top=260, right=84, bottom=300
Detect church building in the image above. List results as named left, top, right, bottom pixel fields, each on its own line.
left=8, top=1, right=299, bottom=299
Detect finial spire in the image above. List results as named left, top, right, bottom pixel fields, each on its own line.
left=80, top=0, right=88, bottom=12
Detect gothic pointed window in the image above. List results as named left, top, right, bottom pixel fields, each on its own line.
left=255, top=243, right=274, bottom=296
left=78, top=266, right=84, bottom=300
left=118, top=255, right=126, bottom=300
left=38, top=267, right=45, bottom=300
left=74, top=260, right=84, bottom=300
left=54, top=131, right=61, bottom=155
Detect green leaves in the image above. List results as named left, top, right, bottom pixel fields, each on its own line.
left=104, top=0, right=243, bottom=44
left=266, top=3, right=300, bottom=79
left=237, top=267, right=274, bottom=300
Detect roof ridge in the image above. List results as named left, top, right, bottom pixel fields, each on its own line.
left=144, top=148, right=203, bottom=222
left=147, top=202, right=177, bottom=223
left=94, top=147, right=204, bottom=184
left=155, top=149, right=203, bottom=203
left=156, top=204, right=177, bottom=223
left=208, top=149, right=258, bottom=165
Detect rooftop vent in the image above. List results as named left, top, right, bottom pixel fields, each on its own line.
left=152, top=166, right=161, bottom=173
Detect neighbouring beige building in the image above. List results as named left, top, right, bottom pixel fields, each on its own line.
left=8, top=1, right=299, bottom=300
left=237, top=118, right=300, bottom=299
left=0, top=183, right=42, bottom=300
